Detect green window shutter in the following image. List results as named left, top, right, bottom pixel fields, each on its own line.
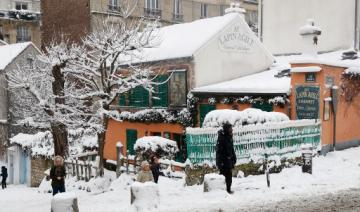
left=199, top=104, right=216, bottom=127
left=129, top=86, right=149, bottom=107
left=153, top=75, right=168, bottom=107
left=252, top=102, right=273, bottom=112
left=119, top=94, right=126, bottom=106
left=126, top=129, right=138, bottom=155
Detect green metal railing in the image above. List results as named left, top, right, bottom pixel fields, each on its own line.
left=186, top=120, right=321, bottom=164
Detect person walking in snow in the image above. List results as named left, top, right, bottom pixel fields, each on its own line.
left=137, top=161, right=154, bottom=183
left=50, top=155, right=66, bottom=196
left=216, top=122, right=237, bottom=194
left=150, top=155, right=163, bottom=183
left=1, top=166, right=7, bottom=189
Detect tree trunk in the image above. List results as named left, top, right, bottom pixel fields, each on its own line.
left=51, top=122, right=69, bottom=157
left=97, top=114, right=109, bottom=177
left=50, top=63, right=69, bottom=157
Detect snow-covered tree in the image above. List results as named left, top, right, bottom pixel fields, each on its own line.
left=7, top=41, right=91, bottom=157
left=68, top=16, right=161, bottom=176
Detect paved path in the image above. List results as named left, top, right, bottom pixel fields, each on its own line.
left=235, top=188, right=360, bottom=212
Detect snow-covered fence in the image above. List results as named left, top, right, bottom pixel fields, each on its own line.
left=64, top=160, right=99, bottom=182
left=186, top=120, right=321, bottom=164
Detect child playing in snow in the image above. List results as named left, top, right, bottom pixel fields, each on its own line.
left=50, top=156, right=66, bottom=195
left=150, top=155, right=163, bottom=184
left=137, top=161, right=154, bottom=183
left=1, top=166, right=7, bottom=189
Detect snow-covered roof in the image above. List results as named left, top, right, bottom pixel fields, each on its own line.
left=277, top=50, right=360, bottom=68
left=192, top=66, right=291, bottom=95
left=291, top=66, right=322, bottom=73
left=132, top=13, right=240, bottom=63
left=134, top=136, right=179, bottom=154
left=0, top=42, right=33, bottom=70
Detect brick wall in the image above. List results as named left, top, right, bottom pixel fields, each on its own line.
left=31, top=158, right=51, bottom=187
left=41, top=0, right=91, bottom=48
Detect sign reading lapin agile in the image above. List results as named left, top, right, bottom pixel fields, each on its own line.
left=218, top=24, right=255, bottom=52
left=295, top=86, right=320, bottom=119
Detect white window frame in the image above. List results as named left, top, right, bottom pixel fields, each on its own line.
left=173, top=0, right=181, bottom=15
left=15, top=2, right=29, bottom=10
left=145, top=0, right=159, bottom=9
left=16, top=25, right=29, bottom=42
left=200, top=3, right=208, bottom=18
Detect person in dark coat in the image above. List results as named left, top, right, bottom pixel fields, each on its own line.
left=150, top=155, right=163, bottom=183
left=216, top=122, right=237, bottom=194
left=50, top=156, right=66, bottom=196
left=1, top=166, right=7, bottom=189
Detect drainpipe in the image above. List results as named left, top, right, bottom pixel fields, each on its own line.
left=355, top=0, right=359, bottom=50
left=259, top=0, right=264, bottom=41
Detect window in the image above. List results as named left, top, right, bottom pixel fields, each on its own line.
left=252, top=102, right=273, bottom=112
left=173, top=0, right=181, bottom=15
left=144, top=0, right=161, bottom=18
left=108, top=0, right=119, bottom=11
left=169, top=71, right=186, bottom=107
left=27, top=58, right=34, bottom=69
left=220, top=5, right=226, bottom=16
left=200, top=3, right=208, bottom=18
left=152, top=75, right=168, bottom=107
left=126, top=129, right=138, bottom=155
left=129, top=86, right=150, bottom=107
left=145, top=0, right=159, bottom=9
left=16, top=26, right=30, bottom=42
left=15, top=2, right=28, bottom=10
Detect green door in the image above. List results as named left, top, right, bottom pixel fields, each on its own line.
left=199, top=104, right=216, bottom=127
left=126, top=129, right=138, bottom=155
left=252, top=102, right=273, bottom=112
left=174, top=133, right=186, bottom=163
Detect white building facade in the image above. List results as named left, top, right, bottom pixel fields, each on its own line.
left=259, top=0, right=360, bottom=55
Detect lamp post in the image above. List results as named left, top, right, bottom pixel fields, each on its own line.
left=331, top=86, right=339, bottom=151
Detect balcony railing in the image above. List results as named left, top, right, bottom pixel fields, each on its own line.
left=144, top=8, right=162, bottom=19
left=16, top=36, right=31, bottom=42
left=108, top=4, right=121, bottom=13
left=172, top=13, right=183, bottom=23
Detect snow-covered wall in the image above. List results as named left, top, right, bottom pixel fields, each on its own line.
left=193, top=13, right=274, bottom=87
left=261, top=0, right=357, bottom=55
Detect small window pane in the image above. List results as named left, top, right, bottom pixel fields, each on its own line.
left=169, top=71, right=186, bottom=106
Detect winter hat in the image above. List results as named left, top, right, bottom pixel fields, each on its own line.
left=54, top=155, right=64, bottom=165
left=141, top=160, right=149, bottom=167
left=222, top=122, right=232, bottom=131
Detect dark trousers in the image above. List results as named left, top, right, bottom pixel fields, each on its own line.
left=1, top=178, right=6, bottom=189
left=220, top=168, right=232, bottom=192
left=52, top=185, right=65, bottom=196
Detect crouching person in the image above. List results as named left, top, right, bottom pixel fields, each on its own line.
left=50, top=156, right=66, bottom=196
left=137, top=161, right=154, bottom=183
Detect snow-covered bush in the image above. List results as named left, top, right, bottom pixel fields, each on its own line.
left=202, top=109, right=289, bottom=128
left=134, top=136, right=179, bottom=160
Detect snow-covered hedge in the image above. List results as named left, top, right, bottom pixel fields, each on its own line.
left=107, top=108, right=193, bottom=127
left=10, top=128, right=98, bottom=158
left=202, top=109, right=289, bottom=128
left=134, top=136, right=179, bottom=159
left=344, top=67, right=360, bottom=77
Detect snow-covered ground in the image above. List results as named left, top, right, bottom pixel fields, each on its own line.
left=1, top=147, right=360, bottom=212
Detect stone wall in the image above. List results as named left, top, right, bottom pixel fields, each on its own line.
left=31, top=157, right=51, bottom=187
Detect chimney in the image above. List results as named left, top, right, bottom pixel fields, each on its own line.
left=299, top=19, right=322, bottom=57
left=225, top=0, right=246, bottom=18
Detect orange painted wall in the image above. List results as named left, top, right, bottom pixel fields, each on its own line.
left=104, top=120, right=184, bottom=161
left=290, top=64, right=360, bottom=146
